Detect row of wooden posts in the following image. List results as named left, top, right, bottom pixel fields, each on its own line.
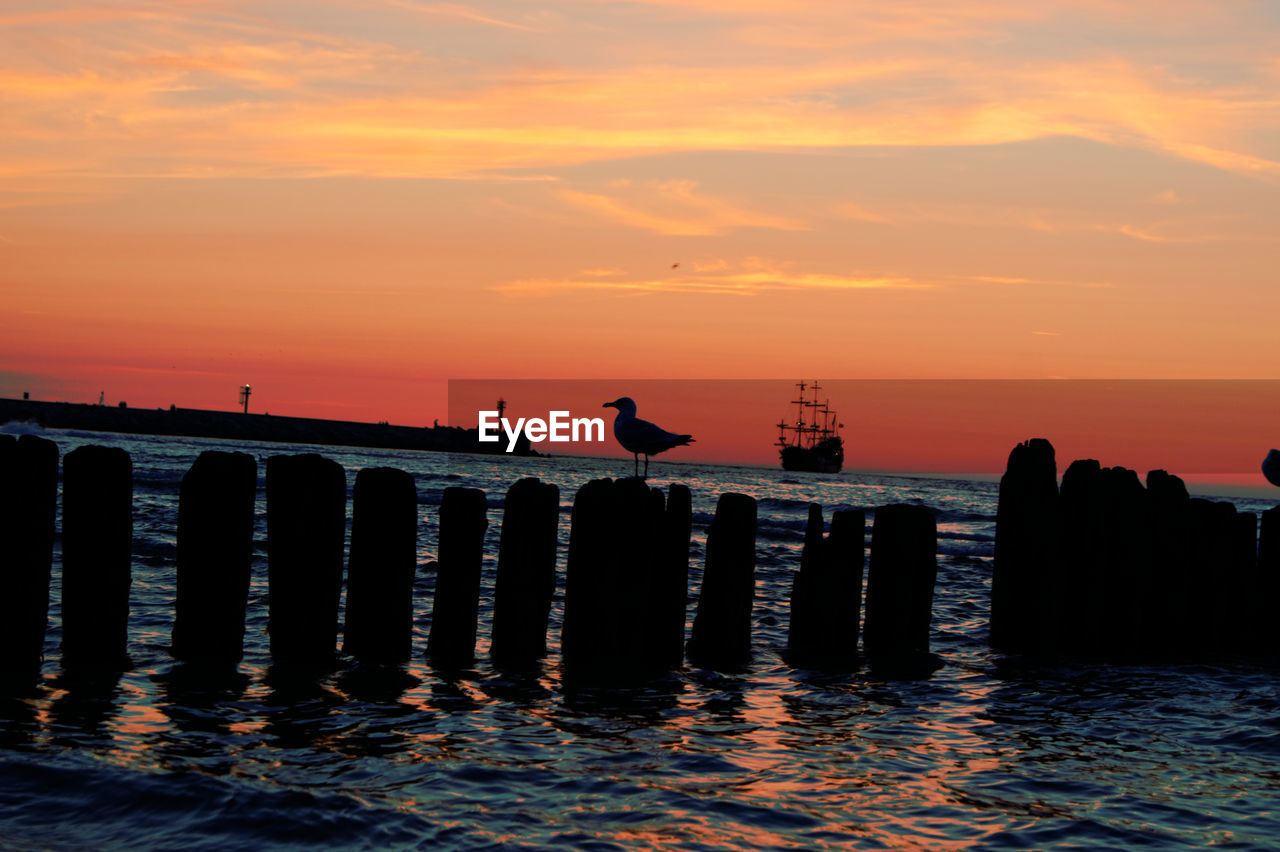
left=992, top=438, right=1280, bottom=659
left=0, top=435, right=940, bottom=681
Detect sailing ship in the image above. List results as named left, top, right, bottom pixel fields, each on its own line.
left=776, top=381, right=844, bottom=473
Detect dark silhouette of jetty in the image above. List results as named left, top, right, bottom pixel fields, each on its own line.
left=0, top=397, right=532, bottom=456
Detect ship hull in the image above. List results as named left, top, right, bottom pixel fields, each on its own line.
left=779, top=439, right=843, bottom=473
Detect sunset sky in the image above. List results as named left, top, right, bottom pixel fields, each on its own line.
left=4, top=2, right=1279, bottom=470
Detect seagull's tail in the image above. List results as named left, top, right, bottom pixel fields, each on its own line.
left=674, top=434, right=694, bottom=446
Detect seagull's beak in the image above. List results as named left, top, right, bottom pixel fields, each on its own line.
left=602, top=400, right=617, bottom=409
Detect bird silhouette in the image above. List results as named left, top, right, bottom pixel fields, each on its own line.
left=602, top=397, right=694, bottom=477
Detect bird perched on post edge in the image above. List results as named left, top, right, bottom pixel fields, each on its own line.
left=602, top=397, right=694, bottom=478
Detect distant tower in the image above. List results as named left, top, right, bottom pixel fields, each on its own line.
left=496, top=397, right=506, bottom=422
left=239, top=384, right=252, bottom=414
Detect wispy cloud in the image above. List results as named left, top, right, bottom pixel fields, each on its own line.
left=557, top=180, right=806, bottom=235
left=1, top=4, right=1278, bottom=185
left=386, top=1, right=545, bottom=32
left=496, top=259, right=930, bottom=296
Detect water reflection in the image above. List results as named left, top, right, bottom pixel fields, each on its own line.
left=46, top=670, right=122, bottom=744
left=0, top=686, right=42, bottom=748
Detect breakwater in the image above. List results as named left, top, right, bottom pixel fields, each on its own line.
left=1, top=435, right=939, bottom=681
left=0, top=397, right=531, bottom=455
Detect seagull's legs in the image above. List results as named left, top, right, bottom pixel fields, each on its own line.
left=643, top=454, right=650, bottom=478
left=633, top=453, right=640, bottom=477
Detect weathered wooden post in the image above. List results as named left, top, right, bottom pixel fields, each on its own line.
left=61, top=445, right=133, bottom=671
left=657, top=484, right=693, bottom=669
left=687, top=492, right=757, bottom=669
left=1229, top=511, right=1258, bottom=654
left=1097, top=466, right=1148, bottom=657
left=1259, top=507, right=1280, bottom=657
left=1144, top=469, right=1193, bottom=658
left=561, top=478, right=616, bottom=671
left=991, top=438, right=1061, bottom=654
left=172, top=451, right=257, bottom=665
left=427, top=486, right=487, bottom=668
left=343, top=467, right=418, bottom=665
left=0, top=435, right=59, bottom=679
left=1189, top=498, right=1238, bottom=657
left=266, top=453, right=346, bottom=667
left=1059, top=459, right=1105, bottom=656
left=490, top=477, right=559, bottom=666
left=561, top=477, right=684, bottom=675
left=863, top=504, right=936, bottom=666
left=787, top=505, right=864, bottom=668
left=613, top=478, right=669, bottom=670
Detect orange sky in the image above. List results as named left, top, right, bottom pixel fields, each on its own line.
left=4, top=2, right=1280, bottom=473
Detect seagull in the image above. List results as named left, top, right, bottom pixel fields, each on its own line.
left=602, top=397, right=694, bottom=477
left=1264, top=449, right=1280, bottom=487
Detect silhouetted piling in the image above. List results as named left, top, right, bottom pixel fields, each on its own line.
left=490, top=477, right=559, bottom=666
left=787, top=505, right=865, bottom=668
left=0, top=435, right=59, bottom=678
left=561, top=477, right=682, bottom=675
left=1144, top=469, right=1193, bottom=657
left=344, top=467, right=418, bottom=665
left=1059, top=459, right=1105, bottom=656
left=657, top=484, right=692, bottom=669
left=427, top=486, right=487, bottom=668
left=61, top=445, right=133, bottom=670
left=266, top=454, right=346, bottom=666
left=1189, top=498, right=1238, bottom=657
left=1097, top=466, right=1148, bottom=656
left=1229, top=511, right=1258, bottom=653
left=615, top=478, right=671, bottom=670
left=561, top=478, right=611, bottom=670
left=1259, top=507, right=1280, bottom=656
left=863, top=504, right=936, bottom=664
left=687, top=492, right=757, bottom=669
left=172, top=451, right=257, bottom=665
left=991, top=438, right=1062, bottom=654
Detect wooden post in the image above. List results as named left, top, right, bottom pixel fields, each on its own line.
left=687, top=492, right=757, bottom=669
left=427, top=486, right=487, bottom=668
left=343, top=467, right=418, bottom=665
left=787, top=505, right=865, bottom=668
left=1059, top=459, right=1105, bottom=656
left=266, top=454, right=346, bottom=667
left=863, top=504, right=936, bottom=664
left=613, top=478, right=669, bottom=670
left=0, top=435, right=59, bottom=679
left=1189, top=498, right=1237, bottom=657
left=1228, top=511, right=1258, bottom=654
left=561, top=478, right=616, bottom=671
left=172, top=451, right=257, bottom=665
left=561, top=477, right=689, bottom=676
left=1258, top=507, right=1280, bottom=657
left=61, top=445, right=133, bottom=671
left=490, top=477, right=559, bottom=666
left=991, top=438, right=1061, bottom=654
left=1097, top=466, right=1148, bottom=657
left=657, top=484, right=692, bottom=669
left=1144, top=469, right=1192, bottom=658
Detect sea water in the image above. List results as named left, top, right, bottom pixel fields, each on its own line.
left=1, top=427, right=1279, bottom=850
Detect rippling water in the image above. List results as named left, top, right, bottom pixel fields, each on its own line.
left=2, top=427, right=1280, bottom=850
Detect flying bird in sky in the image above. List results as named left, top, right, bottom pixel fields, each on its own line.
left=602, top=396, right=694, bottom=477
